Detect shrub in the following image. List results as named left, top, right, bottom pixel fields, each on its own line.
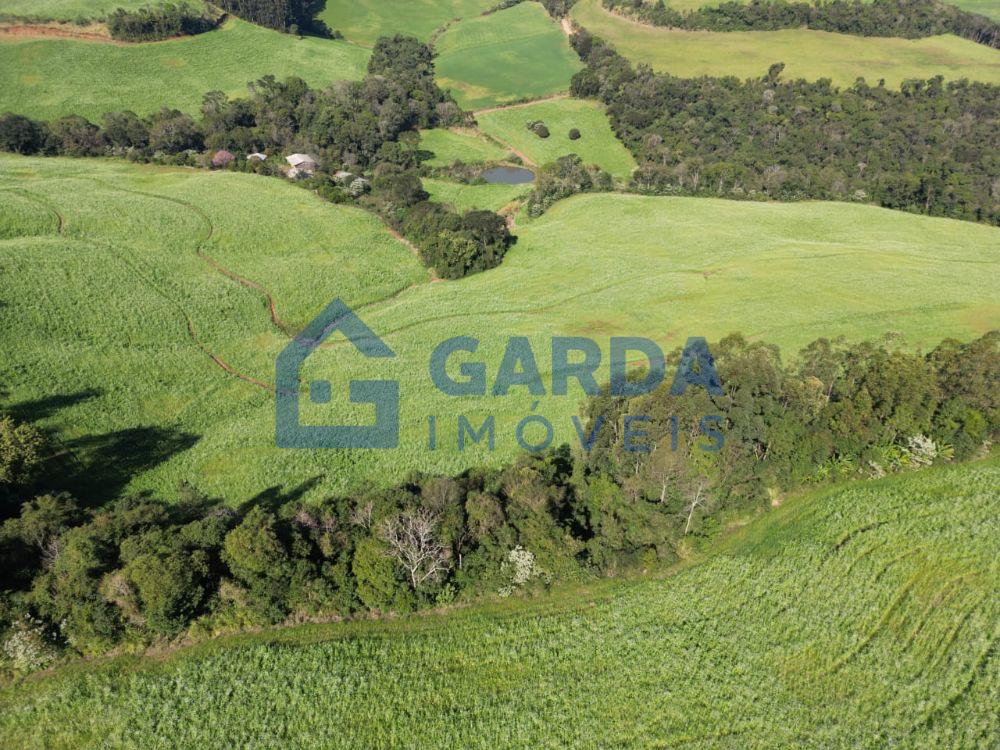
left=2, top=616, right=56, bottom=673
left=568, top=128, right=581, bottom=140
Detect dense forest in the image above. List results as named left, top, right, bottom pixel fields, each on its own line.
left=106, top=3, right=217, bottom=42
left=1, top=331, right=995, bottom=659
left=603, top=0, right=1000, bottom=48
left=569, top=30, right=1000, bottom=223
left=213, top=0, right=332, bottom=35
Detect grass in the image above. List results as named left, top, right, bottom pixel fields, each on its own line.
left=2, top=155, right=999, bottom=502
left=434, top=2, right=582, bottom=110
left=949, top=0, right=1000, bottom=19
left=571, top=0, right=1000, bottom=87
left=1, top=459, right=996, bottom=748
left=0, top=0, right=147, bottom=21
left=424, top=177, right=529, bottom=211
left=318, top=0, right=496, bottom=45
left=657, top=0, right=1000, bottom=20
left=475, top=97, right=636, bottom=178
left=0, top=18, right=370, bottom=120
left=418, top=127, right=510, bottom=166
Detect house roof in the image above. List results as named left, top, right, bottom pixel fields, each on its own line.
left=247, top=152, right=267, bottom=160
left=286, top=153, right=319, bottom=167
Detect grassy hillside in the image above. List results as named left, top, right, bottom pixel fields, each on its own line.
left=435, top=2, right=582, bottom=109
left=2, top=155, right=998, bottom=501
left=418, top=127, right=510, bottom=166
left=1, top=460, right=996, bottom=748
left=0, top=19, right=370, bottom=120
left=424, top=177, right=528, bottom=211
left=475, top=97, right=636, bottom=178
left=657, top=0, right=1000, bottom=20
left=0, top=0, right=146, bottom=21
left=571, top=0, right=1000, bottom=87
left=318, top=0, right=495, bottom=45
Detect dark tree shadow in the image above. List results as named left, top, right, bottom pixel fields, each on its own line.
left=3, top=389, right=102, bottom=423
left=57, top=426, right=201, bottom=507
left=239, top=475, right=324, bottom=514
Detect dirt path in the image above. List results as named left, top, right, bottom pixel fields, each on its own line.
left=0, top=22, right=126, bottom=43
left=196, top=248, right=295, bottom=335
left=560, top=17, right=575, bottom=36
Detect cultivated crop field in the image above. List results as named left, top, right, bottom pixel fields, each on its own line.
left=1, top=460, right=995, bottom=748
left=434, top=2, right=582, bottom=109
left=0, top=18, right=370, bottom=120
left=318, top=0, right=495, bottom=45
left=571, top=0, right=1000, bottom=87
left=2, top=155, right=998, bottom=503
left=475, top=97, right=636, bottom=178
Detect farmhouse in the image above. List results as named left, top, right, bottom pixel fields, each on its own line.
left=286, top=153, right=320, bottom=179
left=247, top=152, right=267, bottom=161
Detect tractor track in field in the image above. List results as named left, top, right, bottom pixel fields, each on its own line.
left=69, top=178, right=278, bottom=390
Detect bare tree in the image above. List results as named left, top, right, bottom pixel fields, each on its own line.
left=378, top=509, right=450, bottom=590
left=683, top=478, right=709, bottom=535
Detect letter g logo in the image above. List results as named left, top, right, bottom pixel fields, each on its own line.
left=275, top=299, right=398, bottom=449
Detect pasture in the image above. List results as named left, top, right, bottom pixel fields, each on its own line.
left=318, top=0, right=495, bottom=45
left=2, top=155, right=998, bottom=502
left=1, top=459, right=995, bottom=748
left=571, top=0, right=1000, bottom=87
left=0, top=18, right=370, bottom=120
left=475, top=97, right=636, bottom=178
left=0, top=0, right=146, bottom=21
left=418, top=127, right=510, bottom=166
left=434, top=2, right=582, bottom=109
left=424, top=177, right=528, bottom=211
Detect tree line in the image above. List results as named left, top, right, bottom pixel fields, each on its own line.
left=603, top=0, right=1000, bottom=48
left=107, top=2, right=217, bottom=42
left=1, top=331, right=995, bottom=667
left=569, top=29, right=1000, bottom=224
left=0, top=36, right=513, bottom=278
left=213, top=0, right=335, bottom=36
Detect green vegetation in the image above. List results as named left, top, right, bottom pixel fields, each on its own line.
left=1, top=459, right=996, bottom=747
left=2, top=157, right=997, bottom=500
left=435, top=2, right=583, bottom=109
left=0, top=19, right=370, bottom=120
left=418, top=127, right=509, bottom=166
left=0, top=0, right=147, bottom=22
left=601, top=0, right=1000, bottom=49
left=424, top=177, right=528, bottom=211
left=570, top=0, right=1000, bottom=87
left=951, top=0, right=1000, bottom=20
left=476, top=97, right=635, bottom=178
left=318, top=0, right=496, bottom=45
left=572, top=30, right=1000, bottom=223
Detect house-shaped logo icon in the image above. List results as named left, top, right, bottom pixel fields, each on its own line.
left=276, top=299, right=399, bottom=449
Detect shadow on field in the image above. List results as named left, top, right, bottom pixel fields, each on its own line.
left=3, top=389, right=102, bottom=423
left=63, top=426, right=200, bottom=507
left=240, top=475, right=324, bottom=514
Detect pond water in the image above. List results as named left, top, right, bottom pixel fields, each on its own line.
left=481, top=166, right=535, bottom=184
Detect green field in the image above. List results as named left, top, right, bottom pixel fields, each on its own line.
left=0, top=0, right=147, bottom=21
left=2, top=155, right=998, bottom=502
left=476, top=97, right=636, bottom=178
left=418, top=127, right=510, bottom=166
left=0, top=19, right=370, bottom=120
left=1, top=459, right=996, bottom=748
left=571, top=0, right=1000, bottom=87
left=656, top=0, right=1000, bottom=20
left=424, top=177, right=529, bottom=211
left=318, top=0, right=495, bottom=45
left=434, top=2, right=583, bottom=110
left=949, top=0, right=1000, bottom=19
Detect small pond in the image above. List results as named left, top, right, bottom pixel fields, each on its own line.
left=481, top=166, right=535, bottom=184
